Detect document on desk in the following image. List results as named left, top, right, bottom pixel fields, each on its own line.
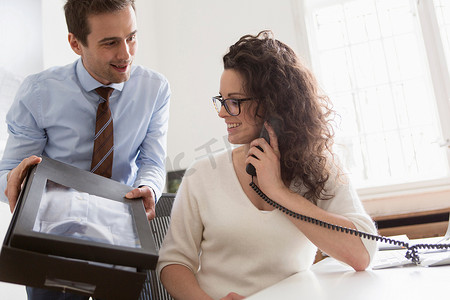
left=420, top=251, right=450, bottom=267
left=372, top=236, right=450, bottom=269
left=372, top=249, right=412, bottom=269
left=377, top=234, right=409, bottom=250
left=416, top=235, right=450, bottom=267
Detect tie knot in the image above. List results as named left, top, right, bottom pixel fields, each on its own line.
left=96, top=87, right=114, bottom=101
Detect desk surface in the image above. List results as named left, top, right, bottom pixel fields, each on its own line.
left=247, top=256, right=450, bottom=300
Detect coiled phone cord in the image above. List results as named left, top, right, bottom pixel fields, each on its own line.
left=249, top=178, right=450, bottom=265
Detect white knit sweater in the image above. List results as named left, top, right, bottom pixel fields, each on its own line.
left=157, top=150, right=377, bottom=299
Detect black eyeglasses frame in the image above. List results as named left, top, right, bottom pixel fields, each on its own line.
left=212, top=96, right=254, bottom=116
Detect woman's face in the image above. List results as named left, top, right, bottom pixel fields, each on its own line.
left=218, top=69, right=263, bottom=145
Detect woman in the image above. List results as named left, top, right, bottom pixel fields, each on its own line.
left=157, top=31, right=377, bottom=300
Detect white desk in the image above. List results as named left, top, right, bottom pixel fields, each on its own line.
left=247, top=256, right=450, bottom=300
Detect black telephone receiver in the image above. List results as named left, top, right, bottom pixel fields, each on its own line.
left=246, top=124, right=271, bottom=177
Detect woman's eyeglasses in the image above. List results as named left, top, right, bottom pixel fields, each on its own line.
left=212, top=96, right=254, bottom=116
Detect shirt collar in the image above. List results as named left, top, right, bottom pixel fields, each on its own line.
left=76, top=58, right=124, bottom=92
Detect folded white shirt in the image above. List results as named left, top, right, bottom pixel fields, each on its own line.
left=33, top=181, right=140, bottom=249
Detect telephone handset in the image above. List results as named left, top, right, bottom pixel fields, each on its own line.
left=245, top=122, right=450, bottom=264
left=246, top=124, right=271, bottom=177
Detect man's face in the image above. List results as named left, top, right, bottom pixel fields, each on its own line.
left=69, top=5, right=138, bottom=85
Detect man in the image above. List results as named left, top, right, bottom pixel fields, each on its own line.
left=0, top=0, right=170, bottom=299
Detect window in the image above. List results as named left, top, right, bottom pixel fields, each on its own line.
left=304, top=0, right=450, bottom=195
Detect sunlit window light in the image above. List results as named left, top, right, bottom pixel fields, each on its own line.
left=307, top=0, right=449, bottom=189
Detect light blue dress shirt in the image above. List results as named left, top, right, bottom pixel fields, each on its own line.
left=0, top=58, right=170, bottom=203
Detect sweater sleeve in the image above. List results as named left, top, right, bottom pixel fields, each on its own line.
left=156, top=167, right=204, bottom=275
left=317, top=169, right=378, bottom=263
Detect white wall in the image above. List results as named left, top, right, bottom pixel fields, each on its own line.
left=0, top=0, right=44, bottom=158
left=0, top=0, right=43, bottom=77
left=41, top=0, right=79, bottom=68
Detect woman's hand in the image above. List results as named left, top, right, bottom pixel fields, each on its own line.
left=245, top=122, right=286, bottom=199
left=220, top=292, right=246, bottom=300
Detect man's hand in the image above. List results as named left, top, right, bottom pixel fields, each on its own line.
left=5, top=155, right=42, bottom=213
left=125, top=186, right=156, bottom=221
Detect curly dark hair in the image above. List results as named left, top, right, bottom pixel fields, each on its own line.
left=223, top=30, right=337, bottom=204
left=64, top=0, right=135, bottom=46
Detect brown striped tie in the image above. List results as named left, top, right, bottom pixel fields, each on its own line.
left=91, top=87, right=114, bottom=178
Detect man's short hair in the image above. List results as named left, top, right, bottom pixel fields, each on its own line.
left=64, top=0, right=136, bottom=46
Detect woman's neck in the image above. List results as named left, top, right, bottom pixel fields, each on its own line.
left=232, top=145, right=250, bottom=175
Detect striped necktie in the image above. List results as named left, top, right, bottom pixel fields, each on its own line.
left=90, top=87, right=114, bottom=178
